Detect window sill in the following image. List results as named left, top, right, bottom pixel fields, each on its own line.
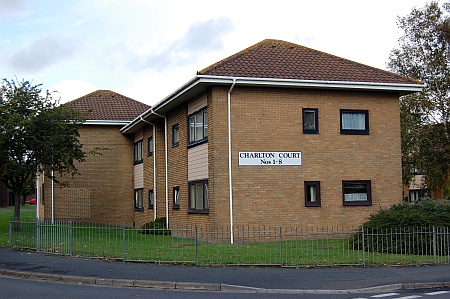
left=343, top=201, right=372, bottom=206
left=188, top=209, right=209, bottom=214
left=187, top=139, right=208, bottom=148
left=134, top=208, right=144, bottom=212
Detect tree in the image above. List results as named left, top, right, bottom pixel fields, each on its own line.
left=388, top=1, right=450, bottom=197
left=0, top=78, right=87, bottom=228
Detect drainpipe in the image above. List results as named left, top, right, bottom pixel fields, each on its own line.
left=51, top=168, right=54, bottom=224
left=140, top=117, right=157, bottom=221
left=228, top=79, right=236, bottom=244
left=151, top=111, right=169, bottom=228
left=36, top=169, right=40, bottom=220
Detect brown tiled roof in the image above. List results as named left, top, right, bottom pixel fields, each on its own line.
left=199, top=39, right=421, bottom=85
left=65, top=90, right=150, bottom=121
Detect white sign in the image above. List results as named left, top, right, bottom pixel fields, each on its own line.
left=239, top=152, right=302, bottom=166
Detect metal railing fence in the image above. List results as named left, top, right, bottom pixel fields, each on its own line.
left=9, top=219, right=450, bottom=267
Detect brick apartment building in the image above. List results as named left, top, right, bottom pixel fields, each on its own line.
left=38, top=39, right=423, bottom=231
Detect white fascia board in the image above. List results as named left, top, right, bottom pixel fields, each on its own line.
left=121, top=75, right=424, bottom=134
left=196, top=75, right=425, bottom=93
left=84, top=120, right=130, bottom=126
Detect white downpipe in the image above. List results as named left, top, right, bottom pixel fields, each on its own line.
left=228, top=79, right=236, bottom=244
left=153, top=125, right=157, bottom=221
left=36, top=170, right=40, bottom=220
left=51, top=168, right=54, bottom=224
left=140, top=117, right=157, bottom=221
left=152, top=111, right=168, bottom=228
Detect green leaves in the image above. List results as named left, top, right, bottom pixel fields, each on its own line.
left=0, top=78, right=88, bottom=221
left=388, top=1, right=450, bottom=195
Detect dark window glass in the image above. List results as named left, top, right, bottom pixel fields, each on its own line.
left=134, top=140, right=143, bottom=164
left=188, top=109, right=208, bottom=145
left=173, top=187, right=180, bottom=209
left=303, top=108, right=319, bottom=134
left=172, top=124, right=179, bottom=146
left=305, top=181, right=321, bottom=207
left=188, top=180, right=209, bottom=213
left=134, top=189, right=144, bottom=211
left=148, top=137, right=153, bottom=156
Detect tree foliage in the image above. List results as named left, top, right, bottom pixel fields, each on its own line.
left=0, top=78, right=87, bottom=226
left=388, top=1, right=450, bottom=196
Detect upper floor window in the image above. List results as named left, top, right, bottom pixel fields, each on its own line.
left=134, top=140, right=143, bottom=164
left=147, top=137, right=153, bottom=156
left=188, top=109, right=207, bottom=145
left=172, top=124, right=179, bottom=147
left=303, top=108, right=319, bottom=134
left=340, top=110, right=369, bottom=135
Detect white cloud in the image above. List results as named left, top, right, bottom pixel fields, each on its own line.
left=0, top=0, right=33, bottom=19
left=48, top=80, right=98, bottom=104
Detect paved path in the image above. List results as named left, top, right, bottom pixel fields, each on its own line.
left=1, top=247, right=450, bottom=293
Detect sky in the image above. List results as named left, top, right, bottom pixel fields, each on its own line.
left=0, top=0, right=433, bottom=106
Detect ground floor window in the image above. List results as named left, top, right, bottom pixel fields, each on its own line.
left=134, top=189, right=144, bottom=211
left=148, top=189, right=154, bottom=209
left=305, top=181, right=321, bottom=207
left=409, top=190, right=423, bottom=202
left=173, top=187, right=180, bottom=209
left=189, top=180, right=208, bottom=213
left=342, top=180, right=372, bottom=206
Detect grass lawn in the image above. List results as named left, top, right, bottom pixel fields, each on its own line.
left=3, top=208, right=446, bottom=267
left=0, top=205, right=36, bottom=247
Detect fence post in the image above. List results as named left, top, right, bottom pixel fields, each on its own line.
left=433, top=226, right=437, bottom=265
left=362, top=225, right=366, bottom=268
left=122, top=223, right=126, bottom=262
left=9, top=220, right=12, bottom=247
left=68, top=221, right=73, bottom=257
left=279, top=227, right=283, bottom=267
left=36, top=218, right=40, bottom=252
left=195, top=226, right=199, bottom=267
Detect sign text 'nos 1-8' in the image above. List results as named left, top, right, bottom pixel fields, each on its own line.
left=238, top=152, right=302, bottom=166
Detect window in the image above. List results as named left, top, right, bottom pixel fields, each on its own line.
left=303, top=108, right=319, bottom=134
left=188, top=109, right=208, bottom=145
left=409, top=190, right=423, bottom=202
left=148, top=189, right=154, bottom=209
left=305, top=181, right=321, bottom=207
left=189, top=180, right=209, bottom=213
left=340, top=110, right=369, bottom=135
left=172, top=124, right=179, bottom=147
left=173, top=187, right=180, bottom=209
left=147, top=137, right=153, bottom=156
left=134, top=189, right=144, bottom=211
left=342, top=180, right=372, bottom=206
left=134, top=140, right=143, bottom=164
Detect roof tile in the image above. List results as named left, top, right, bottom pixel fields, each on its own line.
left=199, top=39, right=421, bottom=85
left=65, top=90, right=150, bottom=121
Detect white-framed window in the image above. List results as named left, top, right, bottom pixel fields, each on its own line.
left=342, top=180, right=372, bottom=206
left=340, top=110, right=369, bottom=135
left=189, top=180, right=209, bottom=213
left=303, top=108, right=319, bottom=134
left=188, top=109, right=207, bottom=145
left=134, top=189, right=144, bottom=211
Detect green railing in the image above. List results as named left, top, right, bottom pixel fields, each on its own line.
left=9, top=219, right=450, bottom=267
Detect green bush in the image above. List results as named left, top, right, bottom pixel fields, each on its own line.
left=140, top=217, right=171, bottom=235
left=351, top=200, right=450, bottom=255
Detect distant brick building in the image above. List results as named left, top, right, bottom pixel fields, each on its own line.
left=38, top=39, right=423, bottom=232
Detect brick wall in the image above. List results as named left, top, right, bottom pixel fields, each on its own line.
left=42, top=125, right=135, bottom=225
left=209, top=86, right=402, bottom=229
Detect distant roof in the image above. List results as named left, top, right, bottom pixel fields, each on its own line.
left=65, top=90, right=150, bottom=122
left=199, top=39, right=421, bottom=85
